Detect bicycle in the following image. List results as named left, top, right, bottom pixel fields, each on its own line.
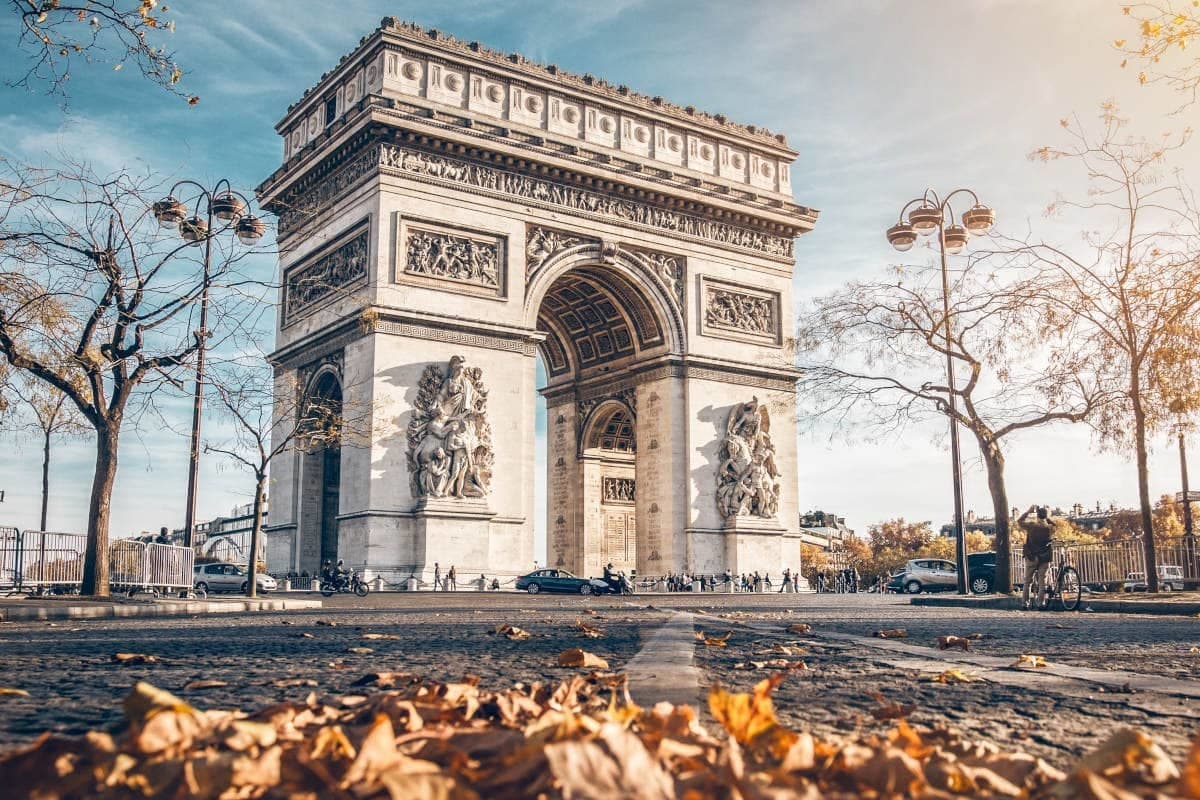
left=1038, top=549, right=1082, bottom=612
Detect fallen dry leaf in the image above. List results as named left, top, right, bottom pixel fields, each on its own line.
left=1011, top=654, right=1048, bottom=669
left=0, top=687, right=30, bottom=697
left=181, top=680, right=228, bottom=691
left=298, top=632, right=315, bottom=639
left=696, top=630, right=733, bottom=647
left=928, top=669, right=981, bottom=684
left=788, top=623, right=813, bottom=634
left=574, top=619, right=604, bottom=639
left=112, top=653, right=160, bottom=664
left=346, top=647, right=375, bottom=655
left=875, top=628, right=908, bottom=639
left=869, top=691, right=917, bottom=721
left=360, top=633, right=400, bottom=640
left=1046, top=623, right=1075, bottom=630
left=557, top=648, right=609, bottom=669
left=492, top=624, right=531, bottom=641
left=315, top=620, right=337, bottom=627
left=937, top=635, right=971, bottom=652
left=269, top=678, right=317, bottom=688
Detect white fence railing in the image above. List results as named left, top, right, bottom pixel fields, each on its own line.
left=1, top=528, right=193, bottom=594
left=1010, top=536, right=1198, bottom=588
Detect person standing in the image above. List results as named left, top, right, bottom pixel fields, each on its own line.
left=447, top=564, right=457, bottom=591
left=1019, top=505, right=1055, bottom=610
left=433, top=562, right=442, bottom=592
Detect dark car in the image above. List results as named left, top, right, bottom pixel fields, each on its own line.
left=967, top=551, right=996, bottom=594
left=515, top=569, right=609, bottom=595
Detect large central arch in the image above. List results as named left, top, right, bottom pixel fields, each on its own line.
left=529, top=249, right=683, bottom=577
left=258, top=20, right=817, bottom=585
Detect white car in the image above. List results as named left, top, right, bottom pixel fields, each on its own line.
left=897, top=558, right=959, bottom=594
left=193, top=562, right=277, bottom=594
left=1123, top=566, right=1185, bottom=592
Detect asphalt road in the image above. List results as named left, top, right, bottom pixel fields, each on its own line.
left=0, top=591, right=1196, bottom=769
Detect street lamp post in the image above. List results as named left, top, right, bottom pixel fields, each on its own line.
left=152, top=181, right=264, bottom=550
left=1170, top=400, right=1197, bottom=581
left=886, top=189, right=995, bottom=595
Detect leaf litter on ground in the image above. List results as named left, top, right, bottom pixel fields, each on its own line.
left=5, top=663, right=1200, bottom=798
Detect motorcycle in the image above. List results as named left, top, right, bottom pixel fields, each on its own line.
left=604, top=574, right=636, bottom=595
left=320, top=570, right=370, bottom=597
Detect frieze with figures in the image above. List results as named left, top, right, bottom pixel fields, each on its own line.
left=602, top=477, right=636, bottom=504
left=277, top=142, right=795, bottom=260
left=404, top=225, right=502, bottom=290
left=284, top=229, right=369, bottom=322
left=704, top=284, right=777, bottom=338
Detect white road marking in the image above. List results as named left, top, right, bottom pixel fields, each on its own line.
left=624, top=611, right=702, bottom=707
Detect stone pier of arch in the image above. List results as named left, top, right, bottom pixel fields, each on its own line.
left=257, top=18, right=818, bottom=586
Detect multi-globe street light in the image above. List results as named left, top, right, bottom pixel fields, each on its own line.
left=152, top=181, right=264, bottom=550
left=886, top=189, right=995, bottom=595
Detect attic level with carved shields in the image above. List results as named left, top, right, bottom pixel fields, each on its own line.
left=258, top=18, right=818, bottom=586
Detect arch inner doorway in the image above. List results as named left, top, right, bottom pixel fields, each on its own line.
left=534, top=258, right=677, bottom=580
left=298, top=369, right=343, bottom=574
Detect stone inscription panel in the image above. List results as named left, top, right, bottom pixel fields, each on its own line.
left=550, top=411, right=572, bottom=570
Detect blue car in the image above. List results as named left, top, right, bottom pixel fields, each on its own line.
left=515, top=569, right=610, bottom=595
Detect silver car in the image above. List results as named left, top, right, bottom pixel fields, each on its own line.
left=899, top=558, right=958, bottom=594
left=193, top=562, right=277, bottom=594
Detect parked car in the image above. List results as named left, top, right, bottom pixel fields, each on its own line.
left=193, top=562, right=276, bottom=594
left=1123, top=566, right=1185, bottom=592
left=515, top=568, right=609, bottom=595
left=885, top=571, right=907, bottom=594
left=966, top=551, right=997, bottom=594
left=896, top=558, right=958, bottom=594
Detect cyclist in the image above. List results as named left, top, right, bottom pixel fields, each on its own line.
left=1018, top=504, right=1054, bottom=610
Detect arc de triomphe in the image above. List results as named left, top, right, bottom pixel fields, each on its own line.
left=259, top=18, right=818, bottom=585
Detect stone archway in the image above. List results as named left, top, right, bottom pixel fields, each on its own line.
left=259, top=20, right=818, bottom=584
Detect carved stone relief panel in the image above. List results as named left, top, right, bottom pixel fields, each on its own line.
left=400, top=220, right=505, bottom=297
left=283, top=224, right=370, bottom=323
left=626, top=246, right=685, bottom=311
left=700, top=276, right=781, bottom=345
left=602, top=476, right=635, bottom=504
left=526, top=225, right=594, bottom=281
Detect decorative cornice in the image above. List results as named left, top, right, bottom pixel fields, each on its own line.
left=284, top=19, right=793, bottom=151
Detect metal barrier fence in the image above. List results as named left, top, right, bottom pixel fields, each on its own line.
left=1, top=528, right=192, bottom=594
left=111, top=540, right=194, bottom=592
left=1011, top=536, right=1198, bottom=588
left=0, top=529, right=86, bottom=591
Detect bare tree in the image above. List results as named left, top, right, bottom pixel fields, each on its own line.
left=9, top=376, right=89, bottom=530
left=1117, top=2, right=1200, bottom=110
left=1000, top=105, right=1200, bottom=591
left=202, top=364, right=369, bottom=598
left=0, top=160, right=265, bottom=595
left=5, top=0, right=196, bottom=102
left=798, top=256, right=1102, bottom=594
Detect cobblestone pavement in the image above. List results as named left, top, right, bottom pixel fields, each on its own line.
left=0, top=592, right=1197, bottom=771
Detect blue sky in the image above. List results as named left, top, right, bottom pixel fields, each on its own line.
left=1, top=1, right=1198, bottom=553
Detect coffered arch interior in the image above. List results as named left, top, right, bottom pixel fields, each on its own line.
left=582, top=402, right=636, bottom=454
left=535, top=264, right=667, bottom=380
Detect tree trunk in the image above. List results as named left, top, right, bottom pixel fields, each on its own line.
left=81, top=425, right=118, bottom=596
left=246, top=473, right=266, bottom=599
left=40, top=429, right=51, bottom=532
left=979, top=436, right=1012, bottom=594
left=1132, top=390, right=1159, bottom=592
